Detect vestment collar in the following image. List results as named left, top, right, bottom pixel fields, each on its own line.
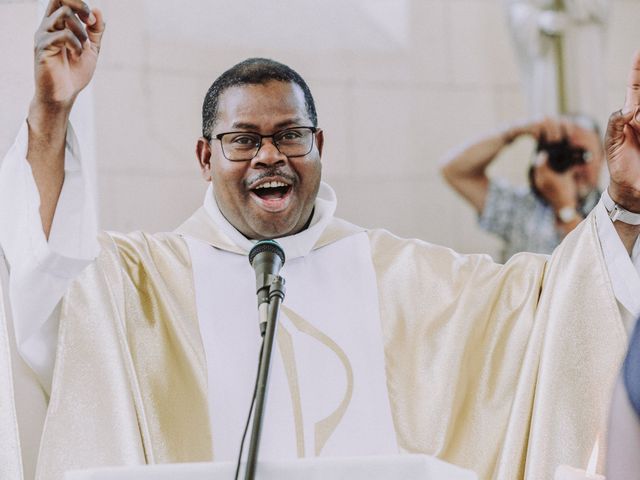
left=175, top=181, right=363, bottom=259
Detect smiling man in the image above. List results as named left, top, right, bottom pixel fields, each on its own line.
left=1, top=2, right=640, bottom=480
left=196, top=69, right=322, bottom=240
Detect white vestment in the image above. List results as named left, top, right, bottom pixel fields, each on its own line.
left=1, top=122, right=639, bottom=479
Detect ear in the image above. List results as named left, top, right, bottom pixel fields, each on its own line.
left=315, top=128, right=324, bottom=157
left=196, top=137, right=212, bottom=182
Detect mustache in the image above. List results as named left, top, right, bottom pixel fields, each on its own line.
left=244, top=168, right=297, bottom=188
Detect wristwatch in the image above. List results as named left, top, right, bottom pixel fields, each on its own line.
left=557, top=206, right=579, bottom=224
left=602, top=189, right=640, bottom=225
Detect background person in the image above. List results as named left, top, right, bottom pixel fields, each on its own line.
left=440, top=116, right=603, bottom=261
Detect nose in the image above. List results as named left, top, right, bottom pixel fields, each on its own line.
left=251, top=138, right=287, bottom=168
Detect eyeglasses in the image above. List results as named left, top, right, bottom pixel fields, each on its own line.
left=211, top=126, right=318, bottom=162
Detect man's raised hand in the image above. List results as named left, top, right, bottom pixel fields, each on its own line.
left=606, top=50, right=640, bottom=213
left=34, top=0, right=105, bottom=108
left=27, top=1, right=105, bottom=239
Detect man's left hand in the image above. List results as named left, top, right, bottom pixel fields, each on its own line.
left=606, top=51, right=640, bottom=213
left=604, top=50, right=640, bottom=254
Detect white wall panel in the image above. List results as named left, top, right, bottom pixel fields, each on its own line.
left=1, top=0, right=634, bottom=260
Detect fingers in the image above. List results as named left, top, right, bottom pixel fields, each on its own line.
left=561, top=118, right=578, bottom=137
left=532, top=153, right=553, bottom=190
left=533, top=151, right=578, bottom=206
left=533, top=151, right=549, bottom=168
left=37, top=1, right=104, bottom=58
left=539, top=116, right=565, bottom=143
left=37, top=7, right=86, bottom=59
left=624, top=50, right=640, bottom=114
left=36, top=29, right=84, bottom=58
left=563, top=120, right=597, bottom=153
left=45, top=0, right=94, bottom=26
left=605, top=108, right=636, bottom=151
left=534, top=153, right=558, bottom=182
left=86, top=7, right=105, bottom=50
left=44, top=5, right=88, bottom=44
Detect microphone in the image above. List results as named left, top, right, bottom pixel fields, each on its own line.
left=243, top=240, right=287, bottom=479
left=249, top=240, right=285, bottom=335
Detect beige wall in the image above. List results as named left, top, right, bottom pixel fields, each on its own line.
left=2, top=0, right=639, bottom=259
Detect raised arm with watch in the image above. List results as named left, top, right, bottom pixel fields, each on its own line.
left=440, top=115, right=604, bottom=260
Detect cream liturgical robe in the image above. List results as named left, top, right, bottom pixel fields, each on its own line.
left=3, top=203, right=628, bottom=480
left=0, top=123, right=637, bottom=480
left=0, top=249, right=23, bottom=480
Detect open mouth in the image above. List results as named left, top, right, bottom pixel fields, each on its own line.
left=249, top=179, right=293, bottom=212
left=252, top=181, right=292, bottom=200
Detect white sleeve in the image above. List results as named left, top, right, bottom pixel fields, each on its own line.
left=594, top=200, right=640, bottom=334
left=0, top=120, right=99, bottom=392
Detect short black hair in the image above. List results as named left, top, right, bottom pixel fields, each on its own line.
left=202, top=58, right=318, bottom=140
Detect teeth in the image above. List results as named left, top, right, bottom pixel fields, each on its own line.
left=255, top=181, right=288, bottom=189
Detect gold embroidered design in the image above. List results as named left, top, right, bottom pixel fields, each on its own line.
left=276, top=324, right=306, bottom=457
left=279, top=305, right=354, bottom=456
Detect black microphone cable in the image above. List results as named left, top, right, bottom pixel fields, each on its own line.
left=234, top=340, right=264, bottom=480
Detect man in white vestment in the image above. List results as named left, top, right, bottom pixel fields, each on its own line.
left=1, top=1, right=640, bottom=480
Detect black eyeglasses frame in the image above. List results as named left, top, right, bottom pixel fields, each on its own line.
left=210, top=126, right=319, bottom=162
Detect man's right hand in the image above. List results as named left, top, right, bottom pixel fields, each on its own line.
left=27, top=1, right=105, bottom=239
left=33, top=0, right=105, bottom=110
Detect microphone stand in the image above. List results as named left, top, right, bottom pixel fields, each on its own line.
left=244, top=275, right=286, bottom=480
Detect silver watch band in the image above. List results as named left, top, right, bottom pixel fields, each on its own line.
left=602, top=189, right=640, bottom=225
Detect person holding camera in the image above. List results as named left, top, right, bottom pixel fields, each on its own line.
left=440, top=116, right=603, bottom=261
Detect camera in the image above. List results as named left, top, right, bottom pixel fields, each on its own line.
left=536, top=135, right=590, bottom=173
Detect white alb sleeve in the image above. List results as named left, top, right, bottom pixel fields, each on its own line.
left=0, top=120, right=99, bottom=391
left=594, top=200, right=640, bottom=334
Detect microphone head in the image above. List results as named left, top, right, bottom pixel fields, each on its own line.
left=249, top=239, right=285, bottom=294
left=249, top=239, right=285, bottom=267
